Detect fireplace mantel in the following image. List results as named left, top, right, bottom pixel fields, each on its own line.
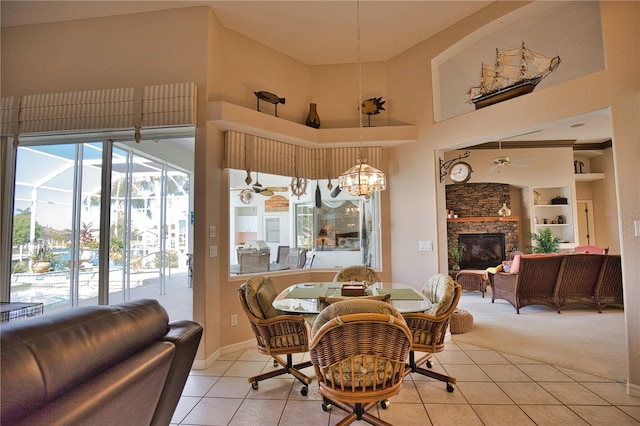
left=447, top=217, right=520, bottom=223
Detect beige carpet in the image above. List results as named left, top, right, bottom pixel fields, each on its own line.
left=452, top=287, right=627, bottom=382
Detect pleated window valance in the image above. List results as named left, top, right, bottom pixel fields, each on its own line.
left=224, top=130, right=382, bottom=180
left=0, top=82, right=196, bottom=137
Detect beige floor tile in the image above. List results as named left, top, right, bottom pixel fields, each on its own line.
left=278, top=399, right=330, bottom=426
left=452, top=341, right=492, bottom=351
left=408, top=364, right=450, bottom=382
left=205, top=377, right=253, bottom=398
left=182, top=397, right=243, bottom=426
left=219, top=350, right=246, bottom=361
left=415, top=380, right=468, bottom=404
left=497, top=382, right=561, bottom=405
left=224, top=360, right=270, bottom=378
left=556, top=367, right=616, bottom=383
left=182, top=375, right=220, bottom=397
left=473, top=404, right=536, bottom=425
left=465, top=350, right=510, bottom=365
left=441, top=364, right=492, bottom=382
left=519, top=404, right=589, bottom=425
left=244, top=377, right=294, bottom=400
left=538, top=382, right=609, bottom=405
left=434, top=350, right=474, bottom=365
left=456, top=382, right=513, bottom=405
left=228, top=399, right=286, bottom=426
left=237, top=349, right=270, bottom=362
left=171, top=396, right=201, bottom=424
left=499, top=353, right=543, bottom=365
left=581, top=382, right=640, bottom=406
left=480, top=365, right=533, bottom=382
left=424, top=403, right=483, bottom=426
left=378, top=402, right=432, bottom=425
left=569, top=405, right=640, bottom=425
left=390, top=380, right=424, bottom=403
left=286, top=381, right=322, bottom=401
left=619, top=405, right=640, bottom=423
left=517, top=364, right=574, bottom=382
left=191, top=360, right=234, bottom=376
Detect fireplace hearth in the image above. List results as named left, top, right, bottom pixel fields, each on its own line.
left=459, top=233, right=505, bottom=269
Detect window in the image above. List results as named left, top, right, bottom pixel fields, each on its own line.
left=229, top=169, right=381, bottom=273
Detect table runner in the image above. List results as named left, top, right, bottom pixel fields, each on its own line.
left=375, top=288, right=424, bottom=300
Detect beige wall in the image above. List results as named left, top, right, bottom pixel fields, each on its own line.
left=2, top=1, right=638, bottom=394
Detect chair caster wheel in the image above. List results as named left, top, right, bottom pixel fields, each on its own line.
left=381, top=399, right=390, bottom=409
left=426, top=360, right=433, bottom=369
left=322, top=402, right=331, bottom=412
left=273, top=360, right=278, bottom=367
left=251, top=381, right=258, bottom=390
left=300, top=386, right=308, bottom=396
left=446, top=383, right=455, bottom=393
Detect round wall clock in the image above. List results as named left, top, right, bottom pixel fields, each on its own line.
left=449, top=162, right=472, bottom=183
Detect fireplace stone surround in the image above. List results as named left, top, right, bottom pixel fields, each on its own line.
left=446, top=183, right=520, bottom=269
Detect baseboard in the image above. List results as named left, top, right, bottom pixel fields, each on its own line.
left=627, top=382, right=640, bottom=398
left=192, top=339, right=255, bottom=370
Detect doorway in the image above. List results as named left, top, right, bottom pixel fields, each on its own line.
left=576, top=200, right=595, bottom=246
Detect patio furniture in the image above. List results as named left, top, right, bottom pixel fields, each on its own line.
left=333, top=265, right=381, bottom=283
left=455, top=269, right=488, bottom=297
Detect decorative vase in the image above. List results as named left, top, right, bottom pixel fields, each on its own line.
left=498, top=203, right=512, bottom=217
left=305, top=103, right=321, bottom=128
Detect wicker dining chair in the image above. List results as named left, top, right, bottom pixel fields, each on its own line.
left=310, top=299, right=412, bottom=426
left=402, top=274, right=462, bottom=392
left=333, top=265, right=381, bottom=283
left=237, top=275, right=313, bottom=395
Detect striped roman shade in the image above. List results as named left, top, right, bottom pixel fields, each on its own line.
left=0, top=82, right=196, bottom=136
left=224, top=130, right=382, bottom=180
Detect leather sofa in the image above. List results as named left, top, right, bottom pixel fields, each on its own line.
left=1, top=299, right=202, bottom=426
left=492, top=253, right=623, bottom=314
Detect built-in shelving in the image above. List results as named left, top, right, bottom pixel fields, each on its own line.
left=532, top=186, right=576, bottom=248
left=207, top=101, right=418, bottom=148
left=574, top=173, right=605, bottom=181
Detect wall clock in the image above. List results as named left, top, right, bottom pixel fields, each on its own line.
left=449, top=162, right=472, bottom=183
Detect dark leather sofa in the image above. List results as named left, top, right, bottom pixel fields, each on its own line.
left=1, top=299, right=202, bottom=426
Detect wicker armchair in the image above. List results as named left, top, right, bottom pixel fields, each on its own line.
left=310, top=299, right=412, bottom=426
left=402, top=274, right=462, bottom=392
left=333, top=265, right=381, bottom=283
left=238, top=275, right=313, bottom=395
left=554, top=253, right=606, bottom=312
left=595, top=254, right=623, bottom=312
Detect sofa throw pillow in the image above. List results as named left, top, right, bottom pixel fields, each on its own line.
left=244, top=276, right=267, bottom=319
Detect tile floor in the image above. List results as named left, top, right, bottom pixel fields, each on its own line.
left=171, top=341, right=640, bottom=425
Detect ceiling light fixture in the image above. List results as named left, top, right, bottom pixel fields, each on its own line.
left=338, top=0, right=386, bottom=199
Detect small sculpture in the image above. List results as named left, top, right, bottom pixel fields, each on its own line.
left=254, top=91, right=285, bottom=117
left=360, top=97, right=386, bottom=126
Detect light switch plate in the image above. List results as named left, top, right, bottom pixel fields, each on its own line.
left=209, top=225, right=216, bottom=238
left=635, top=220, right=640, bottom=237
left=418, top=241, right=433, bottom=252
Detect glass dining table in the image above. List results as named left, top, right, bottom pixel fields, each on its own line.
left=272, top=281, right=431, bottom=314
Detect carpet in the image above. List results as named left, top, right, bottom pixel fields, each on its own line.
left=452, top=287, right=626, bottom=382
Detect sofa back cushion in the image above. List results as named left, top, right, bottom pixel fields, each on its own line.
left=1, top=299, right=169, bottom=423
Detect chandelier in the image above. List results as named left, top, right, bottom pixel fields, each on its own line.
left=338, top=0, right=386, bottom=198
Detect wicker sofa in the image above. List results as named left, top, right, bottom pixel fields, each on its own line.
left=1, top=299, right=202, bottom=426
left=492, top=253, right=623, bottom=313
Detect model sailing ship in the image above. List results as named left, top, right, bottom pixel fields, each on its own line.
left=468, top=42, right=561, bottom=109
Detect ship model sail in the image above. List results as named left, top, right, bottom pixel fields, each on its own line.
left=468, top=42, right=560, bottom=109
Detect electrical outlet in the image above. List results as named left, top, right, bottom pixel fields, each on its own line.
left=209, top=245, right=218, bottom=258
left=635, top=220, right=640, bottom=237
left=230, top=314, right=238, bottom=326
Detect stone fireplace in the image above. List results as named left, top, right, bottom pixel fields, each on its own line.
left=446, top=183, right=520, bottom=269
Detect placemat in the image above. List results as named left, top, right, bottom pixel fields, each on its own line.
left=285, top=287, right=339, bottom=299
left=376, top=288, right=424, bottom=300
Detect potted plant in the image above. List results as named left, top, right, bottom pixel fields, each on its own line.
left=30, top=245, right=59, bottom=273
left=526, top=227, right=560, bottom=253
left=448, top=241, right=467, bottom=270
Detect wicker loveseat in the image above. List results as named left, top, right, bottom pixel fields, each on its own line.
left=492, top=253, right=623, bottom=313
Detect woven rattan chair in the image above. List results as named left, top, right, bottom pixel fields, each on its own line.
left=402, top=274, right=462, bottom=393
left=310, top=299, right=412, bottom=426
left=333, top=265, right=381, bottom=283
left=554, top=253, right=607, bottom=312
left=238, top=275, right=313, bottom=395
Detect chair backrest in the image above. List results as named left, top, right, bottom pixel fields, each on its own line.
left=333, top=265, right=380, bottom=283
left=312, top=296, right=394, bottom=336
left=238, top=275, right=283, bottom=320
left=285, top=248, right=308, bottom=269
left=574, top=245, right=608, bottom=254
left=310, top=300, right=412, bottom=401
left=276, top=246, right=290, bottom=263
left=421, top=273, right=458, bottom=316
left=303, top=254, right=315, bottom=268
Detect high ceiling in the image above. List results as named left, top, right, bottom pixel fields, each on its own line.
left=1, top=1, right=612, bottom=147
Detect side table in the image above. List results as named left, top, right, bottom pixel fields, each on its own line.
left=454, top=270, right=489, bottom=298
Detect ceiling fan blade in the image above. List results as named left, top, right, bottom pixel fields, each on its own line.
left=258, top=190, right=274, bottom=196
left=265, top=186, right=289, bottom=192
left=488, top=164, right=499, bottom=172
left=512, top=157, right=535, bottom=163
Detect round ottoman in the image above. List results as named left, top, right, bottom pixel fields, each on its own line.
left=450, top=309, right=473, bottom=334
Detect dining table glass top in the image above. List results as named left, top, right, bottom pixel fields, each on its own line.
left=272, top=282, right=431, bottom=314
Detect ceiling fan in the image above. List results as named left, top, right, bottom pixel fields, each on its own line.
left=231, top=172, right=288, bottom=199
left=489, top=139, right=535, bottom=173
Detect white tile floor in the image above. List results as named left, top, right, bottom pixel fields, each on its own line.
left=171, top=341, right=640, bottom=425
